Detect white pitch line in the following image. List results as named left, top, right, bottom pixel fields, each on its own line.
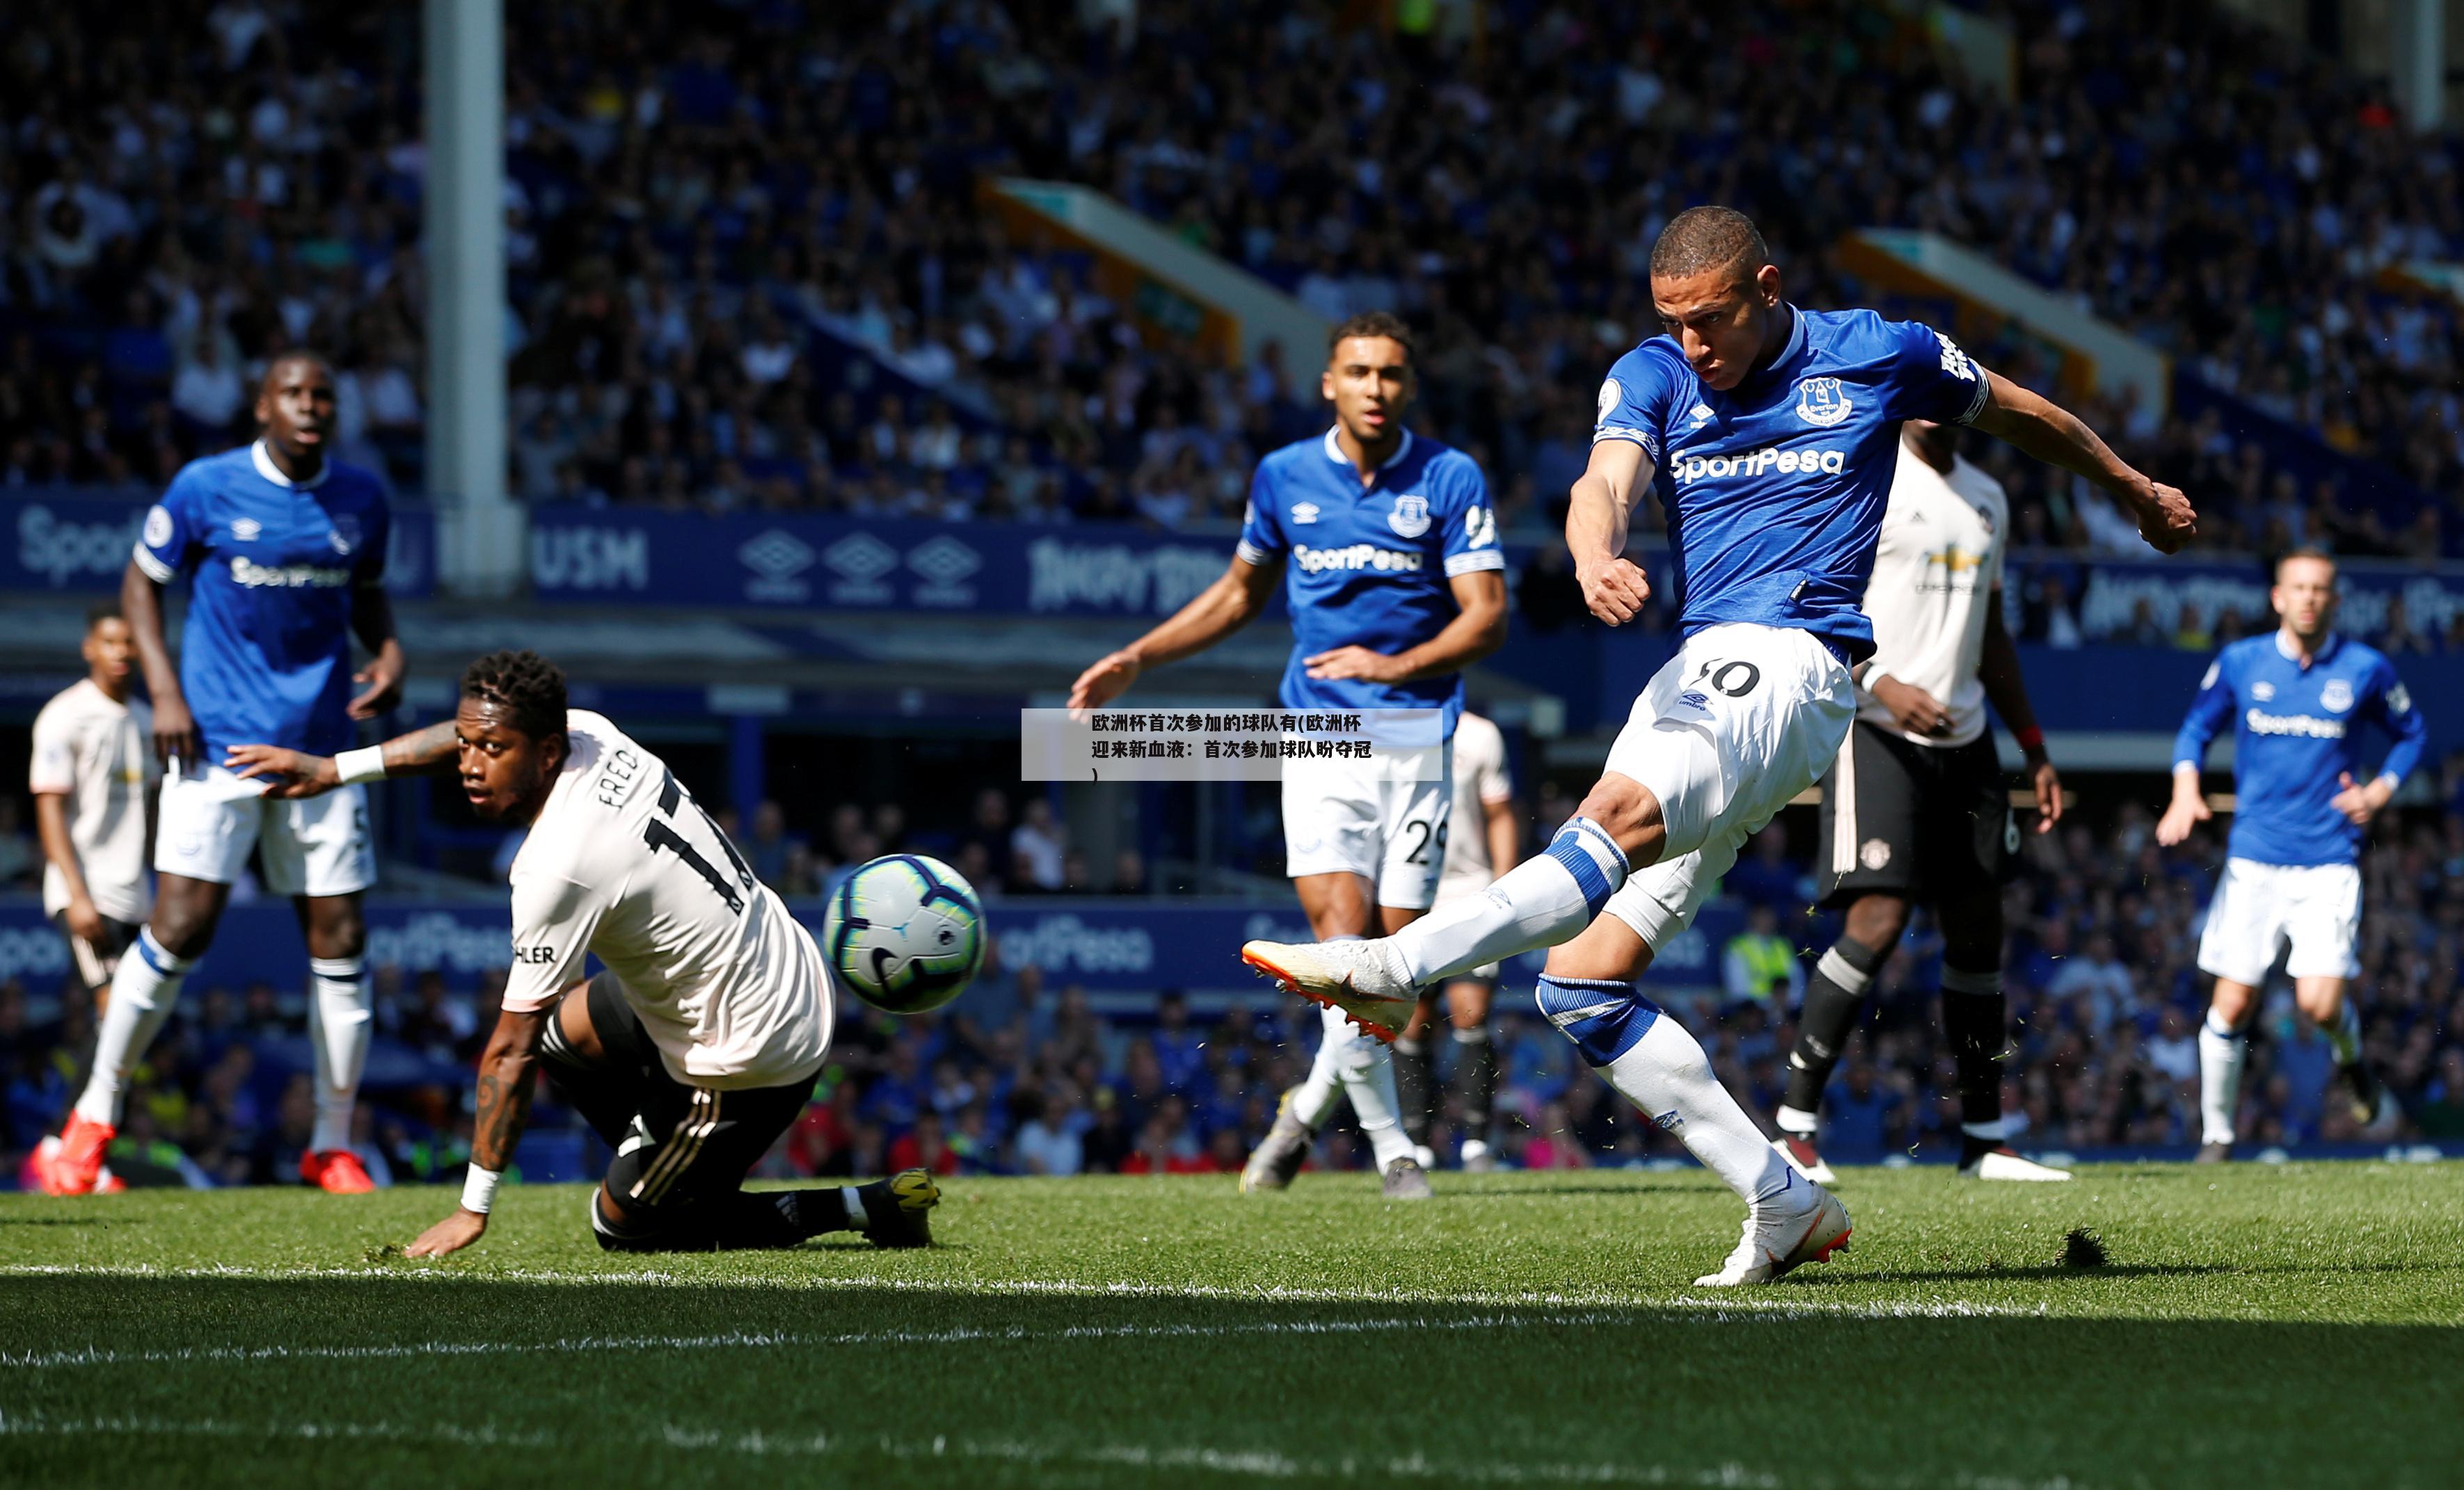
left=0, top=1262, right=2020, bottom=1319
left=0, top=1415, right=2094, bottom=1490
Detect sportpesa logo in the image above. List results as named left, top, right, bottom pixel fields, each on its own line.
left=1671, top=447, right=1848, bottom=484
left=230, top=557, right=351, bottom=588
left=1292, top=542, right=1424, bottom=575
left=2245, top=708, right=2345, bottom=739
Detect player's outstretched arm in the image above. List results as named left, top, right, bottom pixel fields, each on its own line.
left=408, top=1003, right=550, bottom=1258
left=1966, top=371, right=2195, bottom=554
left=1067, top=554, right=1282, bottom=709
left=226, top=719, right=462, bottom=798
left=1566, top=440, right=1653, bottom=626
left=1977, top=585, right=2060, bottom=832
left=347, top=582, right=407, bottom=720
left=122, top=560, right=197, bottom=766
left=2156, top=660, right=2233, bottom=846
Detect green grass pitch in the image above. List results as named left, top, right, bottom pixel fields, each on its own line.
left=3, top=1165, right=2461, bottom=1489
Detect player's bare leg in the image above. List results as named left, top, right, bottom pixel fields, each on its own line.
left=50, top=873, right=228, bottom=1194
left=2197, top=976, right=2259, bottom=1161
left=297, top=891, right=376, bottom=1192
left=1244, top=771, right=1659, bottom=1023
left=2292, top=974, right=2385, bottom=1129
left=1243, top=873, right=1429, bottom=1198
left=1534, top=910, right=1847, bottom=1285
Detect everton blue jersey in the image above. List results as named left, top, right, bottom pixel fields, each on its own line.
left=1235, top=427, right=1502, bottom=731
left=2171, top=632, right=2426, bottom=868
left=1593, top=306, right=1991, bottom=660
left=133, top=443, right=391, bottom=759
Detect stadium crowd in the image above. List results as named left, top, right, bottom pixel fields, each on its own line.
left=6, top=2, right=2461, bottom=555
left=10, top=764, right=2464, bottom=1191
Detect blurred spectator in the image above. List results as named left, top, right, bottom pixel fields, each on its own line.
left=1722, top=903, right=1803, bottom=1008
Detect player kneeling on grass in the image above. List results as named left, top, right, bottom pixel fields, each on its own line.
left=227, top=650, right=937, bottom=1255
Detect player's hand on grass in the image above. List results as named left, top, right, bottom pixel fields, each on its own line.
left=1067, top=650, right=1141, bottom=712
left=63, top=895, right=106, bottom=944
left=1576, top=557, right=1651, bottom=626
left=406, top=1207, right=488, bottom=1258
left=349, top=643, right=406, bottom=720
left=2154, top=779, right=2211, bottom=846
left=2131, top=480, right=2197, bottom=555
left=2027, top=754, right=2062, bottom=833
left=224, top=745, right=341, bottom=799
left=1870, top=676, right=1953, bottom=737
left=2330, top=770, right=2392, bottom=827
left=152, top=693, right=200, bottom=768
left=1303, top=645, right=1405, bottom=683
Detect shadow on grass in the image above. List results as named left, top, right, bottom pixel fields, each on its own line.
left=0, top=1217, right=122, bottom=1227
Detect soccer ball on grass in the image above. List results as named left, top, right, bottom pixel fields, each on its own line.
left=823, top=853, right=986, bottom=1014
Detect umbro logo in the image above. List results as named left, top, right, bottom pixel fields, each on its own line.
left=232, top=518, right=262, bottom=541
left=1290, top=502, right=1320, bottom=525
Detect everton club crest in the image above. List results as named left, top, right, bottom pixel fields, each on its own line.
left=1795, top=377, right=1854, bottom=428
left=1389, top=493, right=1433, bottom=539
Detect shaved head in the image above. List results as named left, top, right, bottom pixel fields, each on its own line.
left=260, top=351, right=333, bottom=395
left=1649, top=207, right=1770, bottom=290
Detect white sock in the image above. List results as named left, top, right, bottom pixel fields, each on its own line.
left=2198, top=1010, right=2246, bottom=1147
left=74, top=929, right=191, bottom=1126
left=1393, top=818, right=1628, bottom=985
left=308, top=956, right=372, bottom=1154
left=1459, top=1138, right=1491, bottom=1163
left=841, top=1184, right=868, bottom=1230
left=1774, top=1103, right=1819, bottom=1139
left=2322, top=999, right=2362, bottom=1067
left=1539, top=975, right=1793, bottom=1205
left=1291, top=1002, right=1414, bottom=1167
left=1287, top=940, right=1363, bottom=1130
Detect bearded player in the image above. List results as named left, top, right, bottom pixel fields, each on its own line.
left=1243, top=208, right=2194, bottom=1283
left=1069, top=312, right=1508, bottom=1200
left=228, top=650, right=939, bottom=1253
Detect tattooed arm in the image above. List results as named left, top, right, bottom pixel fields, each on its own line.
left=224, top=719, right=461, bottom=799
left=406, top=1001, right=555, bottom=1258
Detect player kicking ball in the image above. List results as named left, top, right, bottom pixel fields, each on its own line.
left=1069, top=312, right=1508, bottom=1200
left=47, top=354, right=403, bottom=1196
left=2158, top=549, right=2421, bottom=1161
left=227, top=651, right=938, bottom=1254
left=1770, top=418, right=2071, bottom=1185
left=1243, top=208, right=2193, bottom=1284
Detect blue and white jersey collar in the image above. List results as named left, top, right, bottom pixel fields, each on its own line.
left=1739, top=303, right=1809, bottom=390
left=251, top=440, right=330, bottom=491
left=1319, top=425, right=1415, bottom=473
left=2273, top=628, right=2339, bottom=669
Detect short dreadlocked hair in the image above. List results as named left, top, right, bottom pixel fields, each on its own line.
left=460, top=650, right=569, bottom=741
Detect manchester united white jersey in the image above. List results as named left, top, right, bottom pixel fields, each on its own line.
left=502, top=711, right=833, bottom=1090
left=1856, top=443, right=2008, bottom=748
left=1436, top=711, right=1513, bottom=903
left=29, top=679, right=156, bottom=924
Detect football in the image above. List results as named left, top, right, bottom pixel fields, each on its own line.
left=822, top=853, right=987, bottom=1014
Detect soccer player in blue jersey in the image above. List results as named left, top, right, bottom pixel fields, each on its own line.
left=45, top=353, right=404, bottom=1196
left=1245, top=209, right=2195, bottom=1283
left=1068, top=311, right=1508, bottom=1199
left=2156, top=548, right=2424, bottom=1161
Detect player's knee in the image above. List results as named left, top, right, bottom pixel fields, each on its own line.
left=1573, top=776, right=1660, bottom=860
left=1542, top=914, right=1652, bottom=983
left=149, top=878, right=225, bottom=958
left=303, top=902, right=366, bottom=960
left=590, top=1185, right=673, bottom=1253
left=1842, top=894, right=1911, bottom=951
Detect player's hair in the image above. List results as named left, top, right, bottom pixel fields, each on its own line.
left=1326, top=310, right=1415, bottom=364
left=460, top=650, right=569, bottom=741
left=1649, top=207, right=1771, bottom=287
left=2275, top=546, right=2337, bottom=582
left=85, top=601, right=122, bottom=631
left=260, top=350, right=334, bottom=392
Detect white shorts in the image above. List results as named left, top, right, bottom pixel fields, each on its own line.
left=156, top=763, right=375, bottom=898
left=1282, top=746, right=1452, bottom=910
left=1599, top=624, right=1856, bottom=949
left=2195, top=857, right=2361, bottom=985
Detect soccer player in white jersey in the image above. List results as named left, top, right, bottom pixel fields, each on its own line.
left=226, top=651, right=939, bottom=1254
left=1393, top=708, right=1519, bottom=1171
left=47, top=354, right=404, bottom=1197
left=1068, top=312, right=1509, bottom=1200
left=2158, top=550, right=2424, bottom=1161
left=1769, top=418, right=2071, bottom=1187
left=1244, top=208, right=2194, bottom=1283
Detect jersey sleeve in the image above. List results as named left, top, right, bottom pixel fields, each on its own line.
left=1439, top=459, right=1504, bottom=578
left=132, top=467, right=209, bottom=583
left=1592, top=348, right=1676, bottom=461
left=2170, top=651, right=2236, bottom=772
left=503, top=869, right=607, bottom=1013
left=1881, top=320, right=1992, bottom=427
left=28, top=703, right=74, bottom=795
left=1234, top=464, right=1283, bottom=568
left=2366, top=659, right=2427, bottom=787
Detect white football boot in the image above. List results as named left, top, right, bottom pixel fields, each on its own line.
left=1694, top=1172, right=1852, bottom=1287
left=1240, top=938, right=1419, bottom=1041
left=1955, top=1146, right=2073, bottom=1182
